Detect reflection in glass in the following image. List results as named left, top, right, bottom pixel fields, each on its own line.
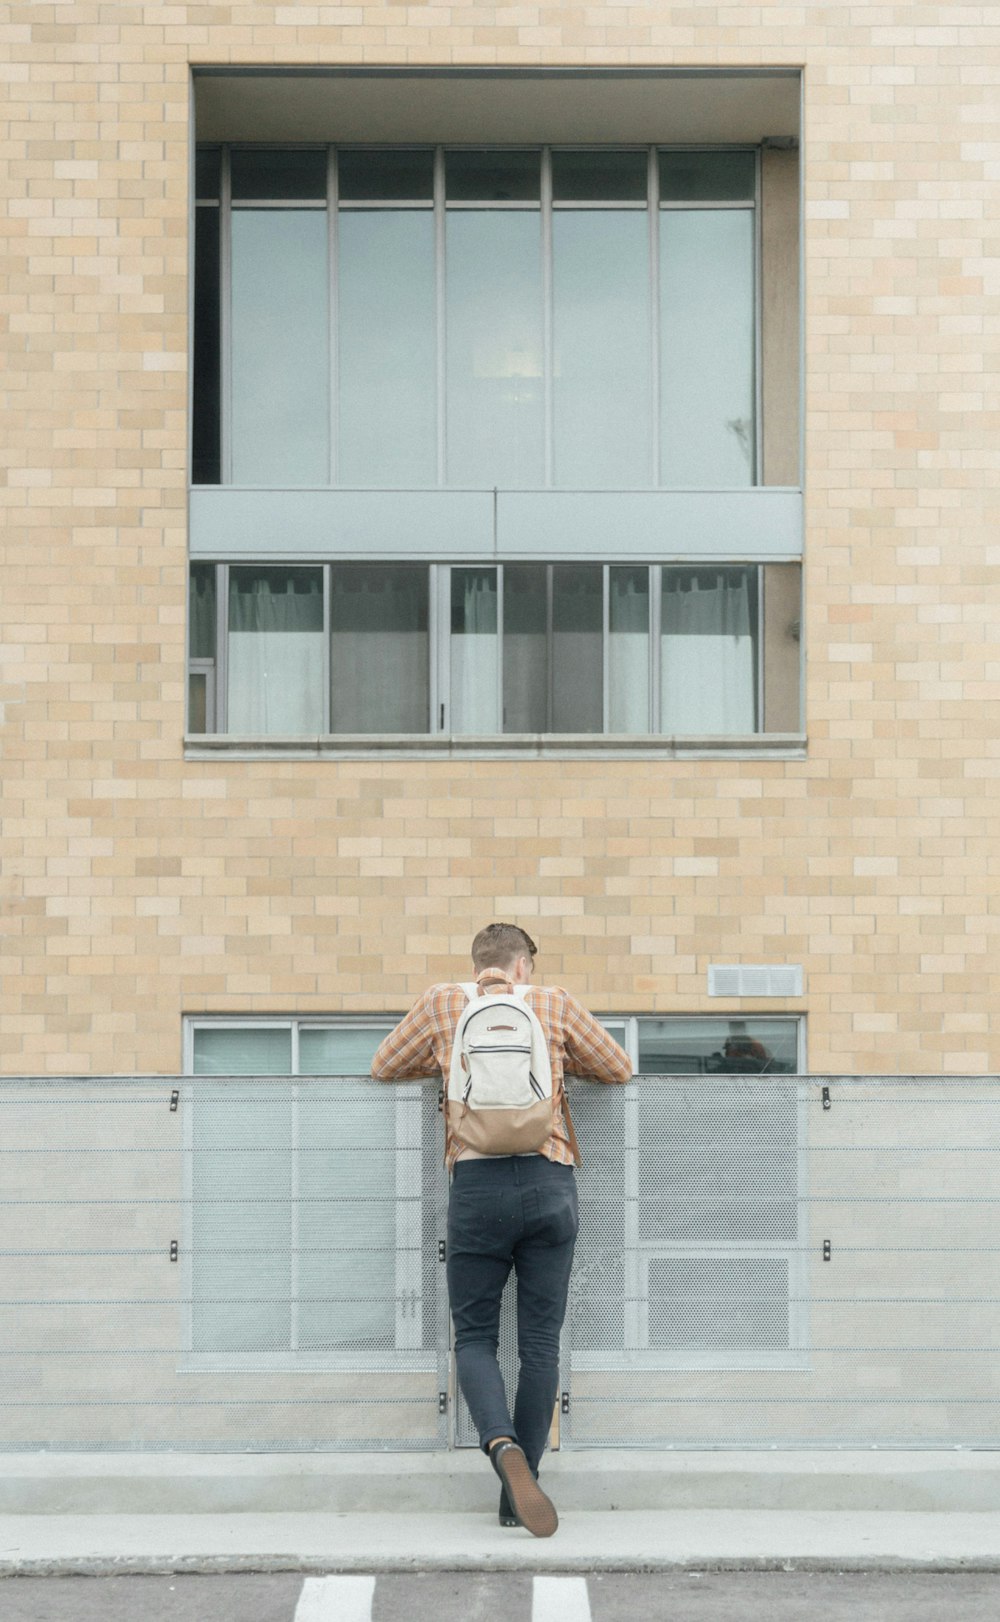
left=339, top=211, right=436, bottom=486
left=553, top=210, right=651, bottom=487
left=660, top=209, right=755, bottom=487
left=228, top=566, right=325, bottom=736
left=446, top=149, right=540, bottom=202
left=636, top=1017, right=798, bottom=1074
left=231, top=211, right=329, bottom=485
left=503, top=564, right=547, bottom=732
left=338, top=148, right=433, bottom=201
left=658, top=149, right=756, bottom=203
left=450, top=568, right=498, bottom=734
left=660, top=568, right=757, bottom=736
left=446, top=211, right=544, bottom=487
left=609, top=566, right=649, bottom=732
left=231, top=148, right=327, bottom=200
left=552, top=149, right=648, bottom=202
left=189, top=564, right=216, bottom=658
left=552, top=566, right=602, bottom=732
left=330, top=565, right=428, bottom=733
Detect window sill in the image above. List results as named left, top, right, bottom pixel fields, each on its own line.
left=183, top=732, right=807, bottom=762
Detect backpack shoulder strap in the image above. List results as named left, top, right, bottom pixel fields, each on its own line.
left=459, top=982, right=480, bottom=1002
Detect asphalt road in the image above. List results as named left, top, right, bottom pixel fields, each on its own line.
left=3, top=1571, right=1000, bottom=1622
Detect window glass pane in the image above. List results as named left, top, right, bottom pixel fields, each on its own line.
left=660, top=208, right=755, bottom=486
left=636, top=1018, right=798, bottom=1073
left=446, top=149, right=540, bottom=202
left=195, top=145, right=221, bottom=201
left=338, top=148, right=433, bottom=201
left=330, top=564, right=429, bottom=733
left=552, top=150, right=647, bottom=202
left=192, top=207, right=221, bottom=484
left=230, top=210, right=329, bottom=485
left=189, top=564, right=217, bottom=659
left=503, top=564, right=547, bottom=733
left=192, top=1026, right=293, bottom=1075
left=609, top=566, right=649, bottom=732
left=298, top=1025, right=400, bottom=1352
left=191, top=1080, right=293, bottom=1353
left=660, top=567, right=757, bottom=735
left=552, top=210, right=651, bottom=487
left=552, top=565, right=602, bottom=732
left=338, top=211, right=436, bottom=486
left=450, top=567, right=499, bottom=735
left=231, top=148, right=327, bottom=200
left=299, top=1026, right=393, bottom=1075
left=659, top=149, right=756, bottom=202
left=446, top=211, right=544, bottom=486
left=228, top=566, right=325, bottom=736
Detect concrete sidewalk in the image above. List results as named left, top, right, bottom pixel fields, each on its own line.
left=3, top=1453, right=1000, bottom=1576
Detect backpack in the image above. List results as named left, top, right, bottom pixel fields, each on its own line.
left=446, top=984, right=554, bottom=1157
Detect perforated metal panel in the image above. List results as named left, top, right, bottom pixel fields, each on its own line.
left=4, top=1074, right=1000, bottom=1451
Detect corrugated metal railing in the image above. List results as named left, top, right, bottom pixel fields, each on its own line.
left=1, top=1075, right=999, bottom=1450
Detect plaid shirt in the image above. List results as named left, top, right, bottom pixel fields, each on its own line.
left=370, top=967, right=632, bottom=1168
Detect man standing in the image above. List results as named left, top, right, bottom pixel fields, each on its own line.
left=370, top=922, right=632, bottom=1537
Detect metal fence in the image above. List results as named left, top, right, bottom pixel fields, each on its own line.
left=2, top=1075, right=999, bottom=1451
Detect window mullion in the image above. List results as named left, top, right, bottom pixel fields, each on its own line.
left=220, top=146, right=233, bottom=485
left=496, top=563, right=505, bottom=734
left=328, top=146, right=338, bottom=487
left=546, top=564, right=554, bottom=733
left=322, top=564, right=331, bottom=735
left=434, top=146, right=446, bottom=488
left=217, top=563, right=230, bottom=734
left=542, top=146, right=554, bottom=489
left=650, top=564, right=661, bottom=736
left=648, top=145, right=660, bottom=488
left=430, top=563, right=444, bottom=734
left=602, top=563, right=610, bottom=735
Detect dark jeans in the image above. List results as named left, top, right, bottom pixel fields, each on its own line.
left=446, top=1155, right=579, bottom=1475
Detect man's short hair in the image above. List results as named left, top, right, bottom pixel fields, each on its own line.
left=471, top=922, right=538, bottom=973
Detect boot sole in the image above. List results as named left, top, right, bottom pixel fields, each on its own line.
left=492, top=1445, right=558, bottom=1538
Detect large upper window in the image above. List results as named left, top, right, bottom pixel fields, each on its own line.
left=193, top=145, right=759, bottom=492
left=188, top=560, right=801, bottom=738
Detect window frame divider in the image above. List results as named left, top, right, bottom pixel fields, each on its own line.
left=217, top=562, right=230, bottom=734
left=327, top=147, right=339, bottom=488
left=220, top=146, right=233, bottom=486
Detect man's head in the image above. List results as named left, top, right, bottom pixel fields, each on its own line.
left=471, top=922, right=538, bottom=984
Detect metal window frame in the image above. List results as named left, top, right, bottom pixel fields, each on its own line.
left=208, top=141, right=762, bottom=496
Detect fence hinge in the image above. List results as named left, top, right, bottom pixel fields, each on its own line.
left=438, top=1240, right=446, bottom=1263
left=821, top=1085, right=831, bottom=1112
left=438, top=1391, right=448, bottom=1414
left=822, top=1240, right=831, bottom=1263
left=561, top=1391, right=570, bottom=1415
left=169, top=1241, right=179, bottom=1263
left=169, top=1089, right=179, bottom=1112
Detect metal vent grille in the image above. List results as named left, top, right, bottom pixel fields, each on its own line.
left=708, top=964, right=803, bottom=998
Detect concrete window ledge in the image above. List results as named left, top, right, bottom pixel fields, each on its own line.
left=183, top=733, right=808, bottom=763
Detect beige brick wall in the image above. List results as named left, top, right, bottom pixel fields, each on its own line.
left=2, top=4, right=999, bottom=1078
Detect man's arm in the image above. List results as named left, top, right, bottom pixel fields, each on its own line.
left=561, top=992, right=633, bottom=1084
left=371, top=990, right=441, bottom=1081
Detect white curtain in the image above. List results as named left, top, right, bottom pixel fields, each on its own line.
left=330, top=568, right=428, bottom=734
left=660, top=570, right=756, bottom=735
left=450, top=570, right=498, bottom=734
left=228, top=573, right=324, bottom=736
left=609, top=569, right=649, bottom=733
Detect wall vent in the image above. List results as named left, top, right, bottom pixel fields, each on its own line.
left=708, top=964, right=803, bottom=999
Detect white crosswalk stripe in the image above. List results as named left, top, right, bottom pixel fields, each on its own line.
left=532, top=1575, right=593, bottom=1622
left=294, top=1574, right=377, bottom=1622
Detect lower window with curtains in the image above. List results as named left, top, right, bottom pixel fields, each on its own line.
left=188, top=560, right=801, bottom=739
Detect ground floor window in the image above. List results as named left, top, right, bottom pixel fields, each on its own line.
left=183, top=1014, right=804, bottom=1373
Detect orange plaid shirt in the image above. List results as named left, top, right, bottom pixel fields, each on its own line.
left=370, top=967, right=632, bottom=1168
